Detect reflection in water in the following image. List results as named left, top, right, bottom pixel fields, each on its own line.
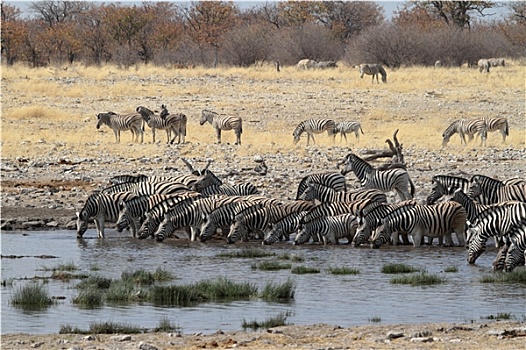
left=1, top=230, right=523, bottom=335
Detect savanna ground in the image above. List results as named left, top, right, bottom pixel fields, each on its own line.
left=1, top=62, right=525, bottom=348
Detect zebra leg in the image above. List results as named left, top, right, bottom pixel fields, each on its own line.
left=216, top=128, right=222, bottom=144
left=95, top=216, right=105, bottom=238
left=342, top=132, right=348, bottom=143
left=235, top=131, right=241, bottom=145
left=152, top=128, right=156, bottom=144
left=165, top=129, right=171, bottom=144
left=412, top=230, right=422, bottom=247
left=113, top=129, right=120, bottom=143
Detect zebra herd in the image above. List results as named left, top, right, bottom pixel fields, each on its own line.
left=292, top=119, right=363, bottom=146
left=442, top=116, right=509, bottom=147
left=96, top=106, right=242, bottom=145
left=76, top=152, right=526, bottom=272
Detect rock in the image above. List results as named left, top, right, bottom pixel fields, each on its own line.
left=138, top=341, right=159, bottom=350
left=410, top=337, right=434, bottom=342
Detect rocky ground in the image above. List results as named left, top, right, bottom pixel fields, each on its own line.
left=2, top=321, right=526, bottom=349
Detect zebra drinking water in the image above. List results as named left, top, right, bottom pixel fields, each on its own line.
left=357, top=63, right=387, bottom=83
left=96, top=111, right=144, bottom=143
left=339, top=153, right=415, bottom=201
left=294, top=214, right=359, bottom=245
left=441, top=119, right=487, bottom=147
left=292, top=119, right=336, bottom=146
left=333, top=121, right=364, bottom=143
left=200, top=109, right=243, bottom=145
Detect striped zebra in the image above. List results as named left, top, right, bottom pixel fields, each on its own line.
left=76, top=191, right=137, bottom=238
left=228, top=200, right=315, bottom=244
left=301, top=198, right=377, bottom=228
left=102, top=181, right=191, bottom=196
left=295, top=59, right=317, bottom=70
left=315, top=61, right=337, bottom=69
left=492, top=237, right=511, bottom=271
left=137, top=194, right=207, bottom=240
left=296, top=172, right=346, bottom=200
left=426, top=175, right=470, bottom=204
left=372, top=202, right=467, bottom=248
left=358, top=63, right=387, bottom=83
left=153, top=195, right=238, bottom=242
left=488, top=58, right=505, bottom=67
left=116, top=193, right=201, bottom=237
left=200, top=183, right=260, bottom=197
left=293, top=119, right=336, bottom=146
left=333, top=121, right=364, bottom=143
left=504, top=219, right=526, bottom=271
left=294, top=214, right=358, bottom=245
left=339, top=153, right=415, bottom=201
left=299, top=182, right=387, bottom=205
left=353, top=200, right=418, bottom=247
left=482, top=116, right=509, bottom=143
left=262, top=211, right=309, bottom=245
left=478, top=59, right=490, bottom=73
left=159, top=106, right=187, bottom=144
left=469, top=175, right=526, bottom=204
left=466, top=202, right=526, bottom=264
left=200, top=109, right=243, bottom=145
left=442, top=119, right=487, bottom=147
left=96, top=111, right=144, bottom=143
left=136, top=105, right=186, bottom=144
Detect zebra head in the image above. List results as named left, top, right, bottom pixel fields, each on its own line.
left=293, top=225, right=310, bottom=245
left=227, top=222, right=246, bottom=244
left=76, top=211, right=89, bottom=238
left=115, top=210, right=129, bottom=233
left=199, top=217, right=217, bottom=242
left=137, top=215, right=152, bottom=240
left=339, top=153, right=357, bottom=175
left=353, top=220, right=371, bottom=247
left=160, top=105, right=169, bottom=119
left=492, top=240, right=509, bottom=271
left=504, top=242, right=523, bottom=272
left=370, top=223, right=390, bottom=249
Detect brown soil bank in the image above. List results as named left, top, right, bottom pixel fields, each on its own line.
left=2, top=321, right=525, bottom=350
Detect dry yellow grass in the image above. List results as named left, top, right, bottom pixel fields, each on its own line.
left=1, top=62, right=524, bottom=161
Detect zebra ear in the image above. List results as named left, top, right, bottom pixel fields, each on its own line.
left=76, top=211, right=80, bottom=218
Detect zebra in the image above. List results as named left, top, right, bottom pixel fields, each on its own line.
left=333, top=121, right=364, bottom=143
left=294, top=214, right=358, bottom=245
left=76, top=191, right=137, bottom=238
left=299, top=182, right=387, bottom=205
left=292, top=119, right=336, bottom=146
left=228, top=200, right=315, bottom=244
left=137, top=194, right=207, bottom=240
left=200, top=109, right=243, bottom=145
left=200, top=183, right=260, bottom=197
left=467, top=202, right=526, bottom=264
left=441, top=119, right=487, bottom=147
left=478, top=59, right=490, bottom=73
left=339, top=153, right=415, bottom=201
left=492, top=237, right=510, bottom=271
left=136, top=105, right=186, bottom=144
left=109, top=173, right=198, bottom=189
left=153, top=195, right=239, bottom=242
left=102, top=181, right=191, bottom=196
left=469, top=174, right=526, bottom=204
left=315, top=61, right=337, bottom=69
left=115, top=193, right=201, bottom=237
left=159, top=106, right=187, bottom=144
left=296, top=172, right=347, bottom=200
left=262, top=211, right=309, bottom=245
left=301, top=198, right=377, bottom=228
left=96, top=111, right=144, bottom=143
left=358, top=63, right=387, bottom=83
left=503, top=219, right=526, bottom=271
left=434, top=60, right=442, bottom=69
left=482, top=116, right=509, bottom=143
left=353, top=200, right=418, bottom=247
left=372, top=202, right=467, bottom=249
left=426, top=175, right=470, bottom=205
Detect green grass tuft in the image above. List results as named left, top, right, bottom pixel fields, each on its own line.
left=291, top=266, right=320, bottom=274
left=260, top=279, right=295, bottom=301
left=76, top=275, right=113, bottom=290
left=155, top=317, right=181, bottom=333
left=390, top=272, right=445, bottom=285
left=88, top=321, right=143, bottom=334
left=484, top=313, right=512, bottom=320
left=242, top=311, right=291, bottom=330
left=251, top=261, right=292, bottom=271
left=11, top=283, right=53, bottom=308
left=480, top=269, right=526, bottom=284
left=72, top=289, right=104, bottom=308
left=277, top=252, right=305, bottom=262
left=217, top=249, right=275, bottom=259
left=381, top=263, right=421, bottom=274
left=444, top=266, right=458, bottom=273
left=327, top=266, right=360, bottom=275
left=369, top=316, right=382, bottom=323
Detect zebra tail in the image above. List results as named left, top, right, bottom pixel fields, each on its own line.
left=505, top=120, right=509, bottom=136
left=409, top=177, right=416, bottom=197
left=360, top=126, right=364, bottom=134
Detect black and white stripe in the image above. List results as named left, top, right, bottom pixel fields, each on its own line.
left=109, top=174, right=198, bottom=188
left=262, top=211, right=309, bottom=245
left=442, top=119, right=486, bottom=147
left=200, top=109, right=243, bottom=145
left=199, top=183, right=259, bottom=197
left=96, top=111, right=144, bottom=143
left=292, top=119, right=336, bottom=146
left=102, top=181, right=191, bottom=196
left=340, top=153, right=415, bottom=201
left=483, top=116, right=509, bottom=143
left=467, top=202, right=526, bottom=264
left=469, top=174, right=526, bottom=204
left=358, top=63, right=387, bottom=83
left=372, top=202, right=467, bottom=248
left=76, top=191, right=137, bottom=238
left=333, top=121, right=364, bottom=143
left=294, top=214, right=358, bottom=245
left=136, top=105, right=186, bottom=144
left=296, top=172, right=346, bottom=200
left=299, top=182, right=387, bottom=204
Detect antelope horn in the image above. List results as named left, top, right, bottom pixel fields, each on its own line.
left=180, top=158, right=195, bottom=173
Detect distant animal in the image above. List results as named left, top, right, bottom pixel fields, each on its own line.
left=442, top=119, right=487, bottom=147
left=292, top=119, right=336, bottom=146
left=295, top=59, right=317, bottom=70
left=333, top=121, right=364, bottom=143
left=200, top=109, right=243, bottom=145
left=434, top=60, right=442, bottom=69
left=357, top=63, right=387, bottom=83
left=482, top=116, right=509, bottom=143
left=96, top=111, right=144, bottom=143
left=136, top=105, right=186, bottom=144
left=488, top=58, right=505, bottom=67
left=315, top=61, right=337, bottom=69
left=478, top=59, right=490, bottom=73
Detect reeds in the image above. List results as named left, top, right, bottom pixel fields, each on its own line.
left=381, top=263, right=421, bottom=274
left=327, top=266, right=360, bottom=275
left=260, top=279, right=295, bottom=301
left=480, top=269, right=526, bottom=284
left=291, top=266, right=321, bottom=274
left=242, top=311, right=291, bottom=330
left=251, top=261, right=292, bottom=271
left=10, top=283, right=53, bottom=309
left=390, top=272, right=446, bottom=285
left=217, top=249, right=275, bottom=259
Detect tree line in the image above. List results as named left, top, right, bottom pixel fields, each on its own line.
left=1, top=1, right=525, bottom=69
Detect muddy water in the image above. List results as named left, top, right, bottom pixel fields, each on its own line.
left=1, top=230, right=523, bottom=335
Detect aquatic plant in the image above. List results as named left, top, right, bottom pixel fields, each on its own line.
left=10, top=283, right=53, bottom=309
left=251, top=261, right=292, bottom=271
left=242, top=311, right=291, bottom=330
left=291, top=266, right=320, bottom=274
left=381, top=263, right=421, bottom=274
left=260, top=279, right=295, bottom=301
left=390, top=272, right=446, bottom=285
left=327, top=266, right=360, bottom=275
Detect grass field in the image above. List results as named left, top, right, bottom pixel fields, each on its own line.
left=1, top=62, right=524, bottom=161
